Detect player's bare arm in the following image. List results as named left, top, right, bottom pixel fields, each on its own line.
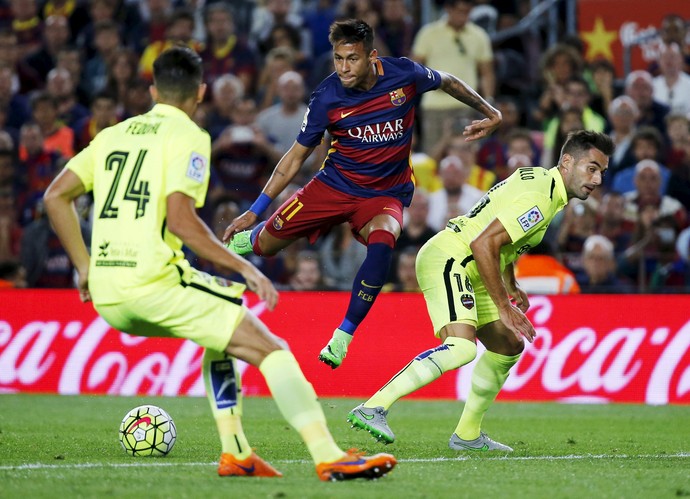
left=222, top=141, right=314, bottom=241
left=168, top=192, right=278, bottom=310
left=470, top=218, right=536, bottom=343
left=43, top=168, right=92, bottom=303
left=502, top=262, right=530, bottom=313
left=438, top=71, right=501, bottom=141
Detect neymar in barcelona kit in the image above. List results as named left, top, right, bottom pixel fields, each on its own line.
left=224, top=19, right=502, bottom=369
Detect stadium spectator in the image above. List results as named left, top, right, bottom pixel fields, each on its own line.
left=224, top=19, right=501, bottom=370
left=285, top=250, right=331, bottom=291
left=347, top=131, right=614, bottom=452
left=541, top=107, right=585, bottom=171
left=624, top=70, right=670, bottom=138
left=427, top=155, right=485, bottom=231
left=587, top=59, right=619, bottom=120
left=431, top=131, right=497, bottom=191
left=0, top=184, right=21, bottom=261
left=251, top=0, right=312, bottom=60
left=576, top=234, right=632, bottom=293
left=43, top=46, right=396, bottom=481
left=605, top=95, right=639, bottom=183
left=262, top=22, right=313, bottom=83
left=82, top=20, right=122, bottom=98
left=0, top=259, right=27, bottom=288
left=595, top=191, right=635, bottom=255
left=73, top=91, right=118, bottom=152
left=382, top=246, right=420, bottom=292
left=377, top=0, right=417, bottom=58
left=9, top=0, right=43, bottom=60
left=256, top=70, right=308, bottom=158
left=648, top=14, right=690, bottom=76
left=74, top=0, right=118, bottom=61
left=667, top=123, right=690, bottom=212
left=255, top=45, right=297, bottom=111
left=26, top=91, right=74, bottom=160
left=204, top=73, right=244, bottom=140
left=398, top=188, right=437, bottom=252
left=0, top=29, right=41, bottom=94
left=652, top=42, right=690, bottom=117
left=119, top=77, right=152, bottom=120
left=531, top=43, right=583, bottom=126
left=319, top=222, right=367, bottom=291
left=55, top=45, right=90, bottom=107
left=198, top=3, right=258, bottom=94
left=209, top=96, right=282, bottom=209
left=104, top=47, right=140, bottom=116
left=41, top=0, right=90, bottom=45
left=494, top=128, right=538, bottom=183
left=476, top=96, right=522, bottom=172
left=514, top=240, right=580, bottom=294
left=611, top=127, right=670, bottom=195
left=412, top=0, right=495, bottom=152
left=665, top=113, right=690, bottom=171
left=24, top=14, right=71, bottom=82
left=46, top=67, right=89, bottom=129
left=302, top=0, right=338, bottom=59
left=0, top=63, right=31, bottom=132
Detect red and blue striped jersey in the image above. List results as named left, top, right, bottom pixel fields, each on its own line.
left=296, top=57, right=442, bottom=207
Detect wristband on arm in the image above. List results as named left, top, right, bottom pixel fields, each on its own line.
left=249, top=193, right=273, bottom=216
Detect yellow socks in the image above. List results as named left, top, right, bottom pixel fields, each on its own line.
left=202, top=349, right=252, bottom=459
left=259, top=350, right=343, bottom=464
left=455, top=350, right=521, bottom=440
left=366, top=337, right=477, bottom=410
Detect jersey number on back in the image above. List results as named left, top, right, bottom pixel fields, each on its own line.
left=99, top=150, right=151, bottom=220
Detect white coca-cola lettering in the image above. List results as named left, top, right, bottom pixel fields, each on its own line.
left=646, top=321, right=690, bottom=404
left=58, top=317, right=112, bottom=394
left=0, top=321, right=61, bottom=384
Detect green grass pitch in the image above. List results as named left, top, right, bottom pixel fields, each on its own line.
left=1, top=394, right=688, bottom=498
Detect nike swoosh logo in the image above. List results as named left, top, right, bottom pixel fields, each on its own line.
left=341, top=110, right=354, bottom=118
left=131, top=417, right=151, bottom=429
left=235, top=463, right=256, bottom=473
left=358, top=410, right=375, bottom=421
left=337, top=458, right=367, bottom=465
left=383, top=207, right=397, bottom=212
left=360, top=280, right=382, bottom=289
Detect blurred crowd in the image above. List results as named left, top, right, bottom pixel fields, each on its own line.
left=0, top=0, right=689, bottom=294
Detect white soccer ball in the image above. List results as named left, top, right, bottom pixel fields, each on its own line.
left=118, top=405, right=177, bottom=457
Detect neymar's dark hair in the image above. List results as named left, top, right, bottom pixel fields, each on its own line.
left=560, top=130, right=615, bottom=161
left=328, top=19, right=374, bottom=54
left=152, top=47, right=203, bottom=103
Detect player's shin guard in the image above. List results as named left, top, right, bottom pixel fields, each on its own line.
left=259, top=349, right=343, bottom=464
left=339, top=230, right=395, bottom=334
left=366, top=337, right=477, bottom=410
left=202, top=349, right=251, bottom=459
left=454, top=350, right=521, bottom=440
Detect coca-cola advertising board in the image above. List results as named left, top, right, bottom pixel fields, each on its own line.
left=1, top=290, right=688, bottom=404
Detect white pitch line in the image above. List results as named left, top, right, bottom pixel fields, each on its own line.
left=1, top=453, right=689, bottom=471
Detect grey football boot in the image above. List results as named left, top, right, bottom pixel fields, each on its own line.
left=347, top=404, right=395, bottom=444
left=449, top=432, right=513, bottom=452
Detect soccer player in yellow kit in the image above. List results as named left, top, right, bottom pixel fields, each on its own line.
left=44, top=47, right=396, bottom=481
left=348, top=130, right=614, bottom=451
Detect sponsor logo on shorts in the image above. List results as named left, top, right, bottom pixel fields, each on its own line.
left=517, top=206, right=544, bottom=232
left=389, top=88, right=407, bottom=106
left=273, top=216, right=284, bottom=231
left=460, top=294, right=475, bottom=310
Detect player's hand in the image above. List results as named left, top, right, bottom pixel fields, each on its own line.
left=462, top=115, right=501, bottom=141
left=498, top=303, right=536, bottom=343
left=241, top=266, right=278, bottom=311
left=77, top=268, right=92, bottom=303
left=223, top=210, right=258, bottom=243
left=509, top=284, right=530, bottom=313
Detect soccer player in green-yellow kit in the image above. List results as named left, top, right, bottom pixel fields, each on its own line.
left=348, top=130, right=614, bottom=451
left=44, top=46, right=396, bottom=481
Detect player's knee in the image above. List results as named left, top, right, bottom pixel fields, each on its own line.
left=433, top=337, right=477, bottom=371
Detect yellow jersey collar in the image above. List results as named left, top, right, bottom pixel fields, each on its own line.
left=549, top=167, right=569, bottom=207
left=150, top=103, right=191, bottom=120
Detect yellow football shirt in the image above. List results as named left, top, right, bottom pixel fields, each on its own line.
left=67, top=103, right=211, bottom=304
left=440, top=166, right=568, bottom=279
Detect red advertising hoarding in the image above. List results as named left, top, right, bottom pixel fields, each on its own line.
left=1, top=290, right=688, bottom=404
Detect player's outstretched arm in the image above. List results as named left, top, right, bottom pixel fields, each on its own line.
left=167, top=192, right=278, bottom=310
left=470, top=219, right=535, bottom=343
left=222, top=141, right=314, bottom=242
left=437, top=71, right=502, bottom=141
left=503, top=262, right=530, bottom=313
left=44, top=168, right=92, bottom=303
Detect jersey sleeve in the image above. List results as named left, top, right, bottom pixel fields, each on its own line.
left=66, top=139, right=97, bottom=192
left=496, top=191, right=551, bottom=243
left=408, top=57, right=442, bottom=94
left=295, top=88, right=329, bottom=148
left=164, top=127, right=211, bottom=208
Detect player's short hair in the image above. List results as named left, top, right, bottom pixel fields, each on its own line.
left=329, top=19, right=374, bottom=54
left=153, top=47, right=203, bottom=103
left=560, top=130, right=615, bottom=161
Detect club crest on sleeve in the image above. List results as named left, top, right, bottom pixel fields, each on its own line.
left=273, top=216, right=284, bottom=231
left=517, top=206, right=544, bottom=232
left=460, top=294, right=474, bottom=310
left=186, top=152, right=207, bottom=183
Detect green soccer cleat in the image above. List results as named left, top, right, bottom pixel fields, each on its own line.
left=448, top=432, right=513, bottom=452
left=318, top=330, right=351, bottom=369
left=347, top=404, right=395, bottom=444
left=225, top=230, right=254, bottom=256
